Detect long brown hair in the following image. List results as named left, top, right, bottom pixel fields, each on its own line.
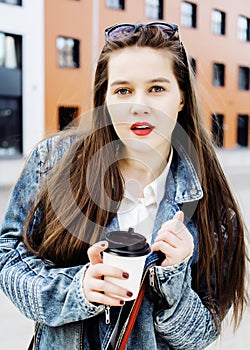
left=24, top=25, right=248, bottom=328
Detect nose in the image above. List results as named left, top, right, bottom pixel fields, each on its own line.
left=130, top=103, right=151, bottom=116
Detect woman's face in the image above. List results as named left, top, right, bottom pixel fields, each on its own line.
left=106, top=46, right=184, bottom=159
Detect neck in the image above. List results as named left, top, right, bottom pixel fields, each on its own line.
left=119, top=143, right=171, bottom=184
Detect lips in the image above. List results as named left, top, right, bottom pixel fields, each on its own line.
left=130, top=122, right=155, bottom=136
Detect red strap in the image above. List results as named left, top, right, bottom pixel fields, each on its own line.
left=119, top=281, right=146, bottom=350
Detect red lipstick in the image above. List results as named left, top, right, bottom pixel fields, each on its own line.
left=130, top=122, right=155, bottom=136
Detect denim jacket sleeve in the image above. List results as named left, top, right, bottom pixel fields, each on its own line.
left=0, top=138, right=104, bottom=326
left=151, top=258, right=218, bottom=350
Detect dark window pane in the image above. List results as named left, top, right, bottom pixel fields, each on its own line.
left=238, top=16, right=250, bottom=41
left=145, top=0, right=163, bottom=20
left=181, top=1, right=197, bottom=28
left=0, top=97, right=22, bottom=157
left=0, top=0, right=22, bottom=5
left=56, top=37, right=80, bottom=68
left=59, top=106, right=79, bottom=130
left=212, top=10, right=226, bottom=35
left=213, top=63, right=225, bottom=86
left=0, top=32, right=22, bottom=69
left=106, top=0, right=125, bottom=10
left=237, top=114, right=249, bottom=147
left=238, top=66, right=250, bottom=90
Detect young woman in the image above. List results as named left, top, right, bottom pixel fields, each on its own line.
left=0, top=22, right=248, bottom=350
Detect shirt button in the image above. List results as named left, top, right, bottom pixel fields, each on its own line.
left=190, top=188, right=198, bottom=196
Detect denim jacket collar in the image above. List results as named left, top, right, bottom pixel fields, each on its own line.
left=165, top=147, right=203, bottom=204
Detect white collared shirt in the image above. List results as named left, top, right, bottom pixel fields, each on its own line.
left=117, top=148, right=173, bottom=243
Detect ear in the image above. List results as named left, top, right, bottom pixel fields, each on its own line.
left=178, top=95, right=185, bottom=112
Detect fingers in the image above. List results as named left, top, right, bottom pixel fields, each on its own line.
left=159, top=211, right=185, bottom=236
left=83, top=262, right=132, bottom=306
left=87, top=262, right=129, bottom=280
left=86, top=291, right=125, bottom=307
left=85, top=241, right=133, bottom=306
left=173, top=210, right=184, bottom=222
left=154, top=230, right=182, bottom=247
left=85, top=276, right=132, bottom=306
left=87, top=241, right=108, bottom=265
left=152, top=239, right=193, bottom=266
left=152, top=211, right=194, bottom=267
left=152, top=241, right=180, bottom=266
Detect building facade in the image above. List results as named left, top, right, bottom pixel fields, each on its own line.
left=0, top=0, right=250, bottom=185
left=0, top=0, right=44, bottom=185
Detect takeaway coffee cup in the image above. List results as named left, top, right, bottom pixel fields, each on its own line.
left=103, top=228, right=150, bottom=300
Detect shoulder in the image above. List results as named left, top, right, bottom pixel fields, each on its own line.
left=20, top=132, right=79, bottom=186
left=29, top=132, right=78, bottom=168
left=35, top=133, right=77, bottom=159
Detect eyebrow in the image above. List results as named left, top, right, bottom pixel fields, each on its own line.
left=148, top=78, right=171, bottom=84
left=110, top=80, right=129, bottom=87
left=110, top=77, right=171, bottom=87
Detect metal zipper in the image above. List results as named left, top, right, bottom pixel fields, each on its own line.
left=105, top=305, right=111, bottom=324
left=149, top=266, right=155, bottom=287
left=149, top=265, right=162, bottom=295
left=80, top=320, right=84, bottom=350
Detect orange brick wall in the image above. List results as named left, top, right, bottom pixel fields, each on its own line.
left=44, top=0, right=93, bottom=133
left=45, top=0, right=250, bottom=148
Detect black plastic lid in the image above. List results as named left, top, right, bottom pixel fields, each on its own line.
left=105, top=228, right=151, bottom=257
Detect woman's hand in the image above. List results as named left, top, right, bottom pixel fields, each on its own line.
left=83, top=241, right=132, bottom=306
left=152, top=211, right=194, bottom=267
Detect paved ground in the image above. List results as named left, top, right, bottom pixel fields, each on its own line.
left=0, top=149, right=249, bottom=349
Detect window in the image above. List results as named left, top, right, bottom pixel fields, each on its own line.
left=145, top=0, right=163, bottom=20
left=0, top=97, right=22, bottom=157
left=238, top=66, right=250, bottom=90
left=237, top=114, right=249, bottom=147
left=56, top=37, right=80, bottom=68
left=106, top=0, right=125, bottom=10
left=213, top=63, right=225, bottom=86
left=0, top=32, right=22, bottom=69
left=212, top=114, right=224, bottom=148
left=181, top=1, right=197, bottom=28
left=0, top=33, right=22, bottom=157
left=0, top=0, right=22, bottom=5
left=212, top=10, right=226, bottom=35
left=59, top=106, right=79, bottom=130
left=238, top=16, right=250, bottom=42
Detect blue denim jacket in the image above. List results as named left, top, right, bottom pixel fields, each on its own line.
left=0, top=136, right=219, bottom=349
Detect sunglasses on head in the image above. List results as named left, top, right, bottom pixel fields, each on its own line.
left=105, top=22, right=179, bottom=41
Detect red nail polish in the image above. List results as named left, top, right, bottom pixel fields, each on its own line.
left=120, top=300, right=125, bottom=305
left=122, top=272, right=129, bottom=279
left=127, top=291, right=133, bottom=297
